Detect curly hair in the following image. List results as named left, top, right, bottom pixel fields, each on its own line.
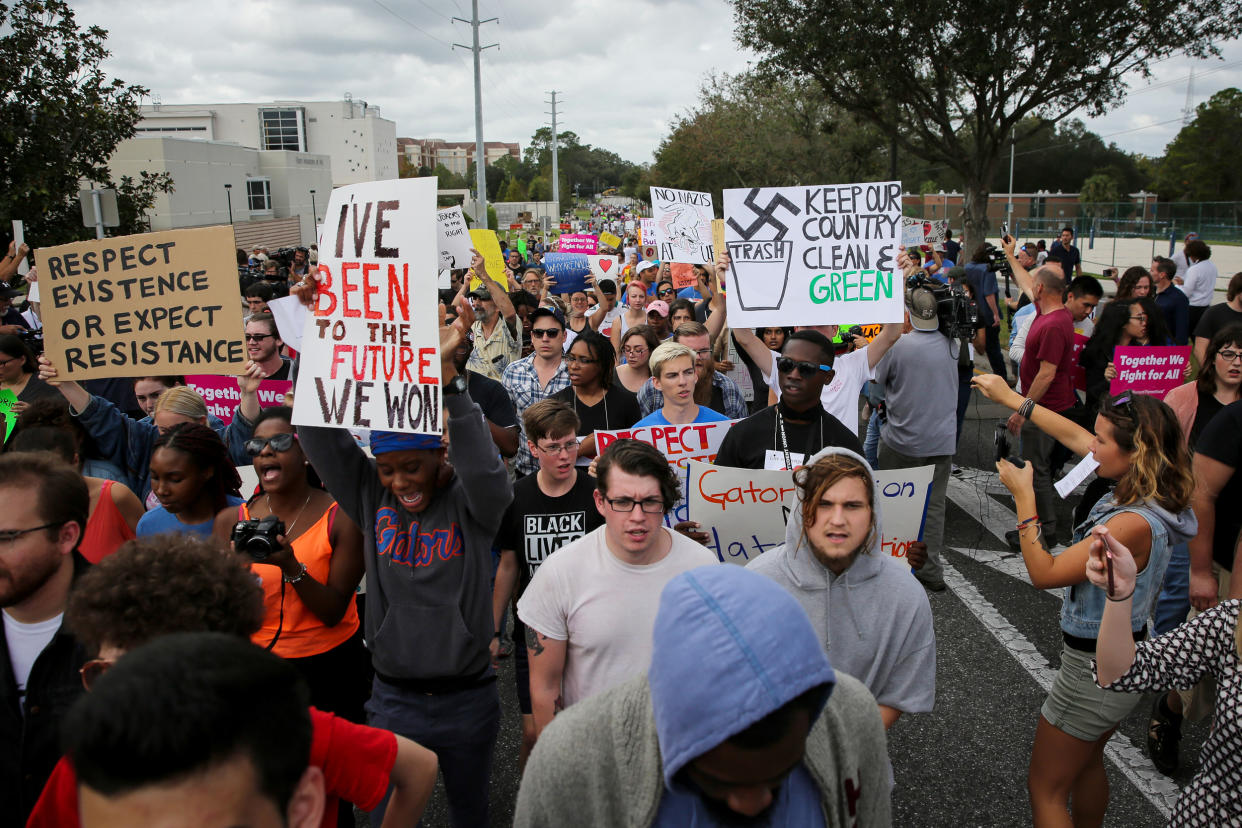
left=1114, top=267, right=1151, bottom=300
left=1196, top=324, right=1242, bottom=396
left=1100, top=393, right=1195, bottom=512
left=65, top=534, right=264, bottom=652
left=1082, top=298, right=1171, bottom=368
left=793, top=453, right=876, bottom=556
left=153, top=422, right=242, bottom=511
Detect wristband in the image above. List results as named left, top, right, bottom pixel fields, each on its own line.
left=1018, top=398, right=1035, bottom=420
left=1106, top=589, right=1135, bottom=602
left=283, top=562, right=308, bottom=584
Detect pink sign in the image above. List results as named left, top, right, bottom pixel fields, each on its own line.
left=1071, top=333, right=1089, bottom=391
left=1109, top=346, right=1191, bottom=397
left=185, top=375, right=293, bottom=425
left=558, top=234, right=599, bottom=255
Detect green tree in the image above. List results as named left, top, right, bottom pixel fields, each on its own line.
left=0, top=0, right=173, bottom=243
left=1078, top=172, right=1122, bottom=219
left=465, top=160, right=507, bottom=201
left=1153, top=88, right=1242, bottom=201
left=732, top=0, right=1242, bottom=252
left=398, top=156, right=419, bottom=178
left=432, top=163, right=467, bottom=190
left=500, top=177, right=528, bottom=202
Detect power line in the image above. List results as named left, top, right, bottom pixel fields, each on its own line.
left=410, top=0, right=453, bottom=19
left=369, top=0, right=451, bottom=46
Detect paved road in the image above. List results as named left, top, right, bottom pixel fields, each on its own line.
left=365, top=391, right=1204, bottom=827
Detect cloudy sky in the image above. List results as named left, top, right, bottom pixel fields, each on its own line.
left=69, top=0, right=1242, bottom=167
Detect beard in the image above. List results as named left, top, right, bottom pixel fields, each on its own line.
left=0, top=549, right=64, bottom=609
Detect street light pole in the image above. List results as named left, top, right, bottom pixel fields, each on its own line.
left=224, top=183, right=234, bottom=225
left=309, top=189, right=317, bottom=223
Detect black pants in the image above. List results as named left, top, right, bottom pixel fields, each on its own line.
left=287, top=628, right=373, bottom=724
left=984, top=323, right=1008, bottom=379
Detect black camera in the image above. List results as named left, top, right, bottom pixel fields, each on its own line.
left=983, top=243, right=1013, bottom=279
left=994, top=423, right=1025, bottom=468
left=17, top=325, right=43, bottom=356
left=231, top=515, right=286, bottom=560
left=906, top=272, right=979, bottom=341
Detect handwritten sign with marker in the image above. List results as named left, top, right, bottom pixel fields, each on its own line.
left=650, top=187, right=714, bottom=265
left=0, top=388, right=16, bottom=442
left=901, top=217, right=948, bottom=252
left=722, top=182, right=903, bottom=327
left=436, top=207, right=474, bottom=270
left=541, top=253, right=592, bottom=295
left=36, top=226, right=245, bottom=380
left=1110, top=346, right=1191, bottom=396
left=292, top=177, right=442, bottom=435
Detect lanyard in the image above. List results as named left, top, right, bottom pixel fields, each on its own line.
left=775, top=410, right=824, bottom=471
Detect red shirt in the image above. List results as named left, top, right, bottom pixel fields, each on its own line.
left=25, top=708, right=396, bottom=828
left=1019, top=307, right=1077, bottom=412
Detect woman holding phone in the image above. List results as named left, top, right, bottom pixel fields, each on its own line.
left=973, top=374, right=1197, bottom=827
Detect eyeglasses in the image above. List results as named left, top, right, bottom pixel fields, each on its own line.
left=691, top=348, right=712, bottom=360
left=0, top=355, right=20, bottom=369
left=531, top=328, right=562, bottom=339
left=603, top=496, right=666, bottom=514
left=536, top=440, right=578, bottom=455
left=623, top=346, right=649, bottom=356
left=776, top=357, right=832, bottom=376
left=0, top=523, right=64, bottom=544
left=1216, top=349, right=1242, bottom=364
left=1128, top=314, right=1148, bottom=323
left=244, top=433, right=298, bottom=456
left=244, top=333, right=275, bottom=342
left=80, top=658, right=114, bottom=691
left=564, top=354, right=598, bottom=365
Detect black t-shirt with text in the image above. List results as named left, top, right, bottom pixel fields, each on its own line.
left=497, top=469, right=604, bottom=591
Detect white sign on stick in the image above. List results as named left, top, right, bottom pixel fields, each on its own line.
left=722, top=182, right=903, bottom=327
left=436, top=206, right=474, bottom=270
left=293, top=178, right=442, bottom=435
left=687, top=461, right=934, bottom=565
left=650, top=187, right=714, bottom=264
left=901, top=217, right=948, bottom=252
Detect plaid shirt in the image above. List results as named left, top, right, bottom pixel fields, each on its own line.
left=502, top=354, right=570, bottom=475
left=637, top=371, right=748, bottom=420
left=467, top=317, right=521, bottom=382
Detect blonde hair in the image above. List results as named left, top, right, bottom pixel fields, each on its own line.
left=648, top=341, right=696, bottom=379
left=1101, top=394, right=1194, bottom=512
left=152, top=386, right=208, bottom=420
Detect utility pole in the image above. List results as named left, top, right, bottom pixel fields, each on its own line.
left=546, top=91, right=561, bottom=218
left=1006, top=126, right=1016, bottom=230
left=453, top=0, right=497, bottom=229
left=1182, top=68, right=1196, bottom=125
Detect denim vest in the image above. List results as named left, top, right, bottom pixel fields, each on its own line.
left=1060, top=496, right=1173, bottom=639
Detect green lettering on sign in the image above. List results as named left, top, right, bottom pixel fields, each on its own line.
left=808, top=270, right=893, bottom=304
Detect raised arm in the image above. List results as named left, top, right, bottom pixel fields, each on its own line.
left=1002, top=235, right=1037, bottom=302
left=972, top=373, right=1094, bottom=457
left=474, top=249, right=518, bottom=336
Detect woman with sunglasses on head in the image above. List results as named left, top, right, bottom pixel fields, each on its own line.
left=973, top=374, right=1197, bottom=827
left=212, top=407, right=369, bottom=729
left=551, top=331, right=641, bottom=465
left=614, top=324, right=660, bottom=394
left=136, top=422, right=243, bottom=539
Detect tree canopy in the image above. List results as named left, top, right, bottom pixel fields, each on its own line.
left=1153, top=88, right=1242, bottom=201
left=731, top=0, right=1242, bottom=250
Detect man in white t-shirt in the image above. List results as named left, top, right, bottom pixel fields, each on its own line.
left=517, top=439, right=717, bottom=739
left=0, top=452, right=90, bottom=821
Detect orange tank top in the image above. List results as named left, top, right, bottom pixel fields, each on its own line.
left=240, top=501, right=361, bottom=659
left=81, top=480, right=135, bottom=564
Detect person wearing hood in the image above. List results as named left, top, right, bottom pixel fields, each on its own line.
left=748, top=447, right=934, bottom=731
left=513, top=564, right=892, bottom=827
left=716, top=330, right=863, bottom=470
left=972, top=374, right=1197, bottom=827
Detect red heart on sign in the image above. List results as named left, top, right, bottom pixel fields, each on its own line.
left=599, top=259, right=613, bottom=272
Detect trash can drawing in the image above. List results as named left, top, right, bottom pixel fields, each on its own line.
left=726, top=240, right=794, bottom=311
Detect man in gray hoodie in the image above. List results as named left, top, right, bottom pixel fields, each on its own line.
left=748, top=446, right=936, bottom=731
left=514, top=564, right=891, bottom=826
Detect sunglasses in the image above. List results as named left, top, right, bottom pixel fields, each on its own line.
left=245, top=433, right=298, bottom=456
left=776, top=357, right=832, bottom=376
left=80, top=658, right=114, bottom=691
left=658, top=288, right=674, bottom=296
left=531, top=328, right=561, bottom=339
left=244, top=333, right=274, bottom=342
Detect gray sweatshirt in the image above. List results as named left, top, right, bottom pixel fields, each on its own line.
left=298, top=392, right=512, bottom=684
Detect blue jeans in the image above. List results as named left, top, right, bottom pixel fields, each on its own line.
left=864, top=409, right=882, bottom=468
left=366, top=676, right=501, bottom=827
left=1153, top=541, right=1191, bottom=636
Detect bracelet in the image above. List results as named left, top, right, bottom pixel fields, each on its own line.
left=1106, top=589, right=1135, bottom=602
left=493, top=632, right=502, bottom=639
left=1016, top=515, right=1040, bottom=529
left=1018, top=522, right=1043, bottom=542
left=1018, top=398, right=1035, bottom=419
left=283, top=562, right=308, bottom=584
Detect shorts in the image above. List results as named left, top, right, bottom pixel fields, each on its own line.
left=512, top=615, right=531, bottom=715
left=1041, top=643, right=1142, bottom=742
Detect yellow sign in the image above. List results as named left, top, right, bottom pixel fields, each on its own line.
left=599, top=231, right=622, bottom=250
left=468, top=229, right=507, bottom=290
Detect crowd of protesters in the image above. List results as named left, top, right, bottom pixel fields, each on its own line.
left=0, top=210, right=1239, bottom=828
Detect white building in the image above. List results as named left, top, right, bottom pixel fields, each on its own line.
left=136, top=98, right=398, bottom=187
left=109, top=137, right=334, bottom=248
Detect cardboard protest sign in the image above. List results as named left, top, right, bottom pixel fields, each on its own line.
left=650, top=187, right=714, bottom=264
left=599, top=231, right=622, bottom=250
left=542, top=253, right=591, bottom=295
left=594, top=419, right=739, bottom=473
left=670, top=263, right=697, bottom=290
left=688, top=461, right=934, bottom=565
left=722, top=182, right=903, bottom=327
left=1110, top=346, right=1191, bottom=396
left=558, top=234, right=598, bottom=255
left=0, top=388, right=16, bottom=442
left=36, top=226, right=245, bottom=380
left=292, top=178, right=442, bottom=434
left=640, top=218, right=657, bottom=246
left=711, top=219, right=726, bottom=265
left=436, top=207, right=474, bottom=270
left=588, top=255, right=619, bottom=287
left=901, top=217, right=948, bottom=252
left=468, top=229, right=506, bottom=291
left=185, top=376, right=293, bottom=426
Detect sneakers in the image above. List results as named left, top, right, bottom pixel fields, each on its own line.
left=1146, top=696, right=1182, bottom=775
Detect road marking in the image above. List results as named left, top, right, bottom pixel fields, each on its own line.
left=949, top=545, right=1035, bottom=587
left=942, top=562, right=1180, bottom=817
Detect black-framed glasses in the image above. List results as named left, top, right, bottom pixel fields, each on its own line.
left=1216, top=349, right=1242, bottom=364
left=245, top=433, right=298, bottom=456
left=603, top=496, right=666, bottom=514
left=564, top=354, right=598, bottom=365
left=776, top=357, right=832, bottom=376
left=1128, top=314, right=1147, bottom=323
left=0, top=355, right=21, bottom=369
left=0, top=523, right=63, bottom=544
left=531, top=328, right=562, bottom=338
left=244, top=333, right=275, bottom=342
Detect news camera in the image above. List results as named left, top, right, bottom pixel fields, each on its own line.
left=905, top=272, right=979, bottom=342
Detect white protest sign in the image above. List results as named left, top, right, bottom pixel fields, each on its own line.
left=650, top=187, right=714, bottom=264
left=266, top=295, right=308, bottom=352
left=722, top=182, right=903, bottom=327
left=687, top=461, right=934, bottom=565
left=640, top=218, right=657, bottom=246
left=292, top=178, right=442, bottom=434
left=588, top=254, right=620, bottom=286
left=437, top=207, right=474, bottom=270
left=901, top=217, right=948, bottom=252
